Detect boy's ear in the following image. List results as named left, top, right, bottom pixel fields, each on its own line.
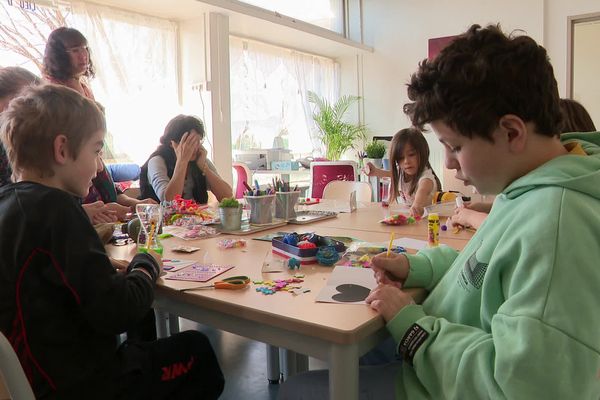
left=498, top=114, right=527, bottom=153
left=53, top=134, right=70, bottom=165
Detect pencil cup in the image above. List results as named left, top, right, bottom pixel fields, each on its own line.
left=219, top=205, right=243, bottom=231
left=244, top=194, right=275, bottom=224
left=135, top=204, right=164, bottom=255
left=275, top=191, right=300, bottom=220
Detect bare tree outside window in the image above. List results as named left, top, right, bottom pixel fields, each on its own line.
left=0, top=3, right=68, bottom=71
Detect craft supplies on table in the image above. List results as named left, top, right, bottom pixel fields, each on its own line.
left=271, top=233, right=346, bottom=264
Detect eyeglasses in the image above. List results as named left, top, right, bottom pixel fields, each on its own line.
left=66, top=46, right=89, bottom=55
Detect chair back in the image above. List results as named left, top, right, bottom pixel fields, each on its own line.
left=0, top=331, right=35, bottom=400
left=322, top=180, right=372, bottom=202
left=309, top=161, right=357, bottom=199
left=232, top=162, right=252, bottom=199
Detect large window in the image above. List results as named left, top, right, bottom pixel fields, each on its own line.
left=239, top=0, right=344, bottom=33
left=230, top=36, right=339, bottom=160
left=0, top=1, right=179, bottom=165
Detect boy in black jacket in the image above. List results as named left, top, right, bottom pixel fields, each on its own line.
left=0, top=84, right=224, bottom=399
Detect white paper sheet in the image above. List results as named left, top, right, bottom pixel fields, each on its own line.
left=315, top=266, right=376, bottom=305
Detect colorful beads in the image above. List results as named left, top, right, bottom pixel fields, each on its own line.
left=253, top=277, right=305, bottom=295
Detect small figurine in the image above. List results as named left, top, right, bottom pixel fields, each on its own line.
left=288, top=258, right=301, bottom=270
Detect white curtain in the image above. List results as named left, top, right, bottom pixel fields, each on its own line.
left=288, top=50, right=339, bottom=156
left=230, top=36, right=338, bottom=157
left=69, top=2, right=179, bottom=165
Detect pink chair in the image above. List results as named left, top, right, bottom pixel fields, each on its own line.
left=232, top=162, right=252, bottom=199
left=309, top=161, right=358, bottom=199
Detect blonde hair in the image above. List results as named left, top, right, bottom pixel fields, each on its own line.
left=0, top=84, right=105, bottom=178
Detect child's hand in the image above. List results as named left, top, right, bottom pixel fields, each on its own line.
left=371, top=252, right=409, bottom=285
left=84, top=201, right=118, bottom=224
left=105, top=202, right=131, bottom=221
left=450, top=207, right=487, bottom=230
left=110, top=257, right=129, bottom=273
left=409, top=204, right=425, bottom=218
left=147, top=248, right=164, bottom=274
left=366, top=284, right=415, bottom=322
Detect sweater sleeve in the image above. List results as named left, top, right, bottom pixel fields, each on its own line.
left=403, top=245, right=459, bottom=290
left=386, top=193, right=600, bottom=399
left=147, top=155, right=171, bottom=202
left=51, top=198, right=155, bottom=335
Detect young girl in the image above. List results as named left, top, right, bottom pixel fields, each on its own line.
left=367, top=128, right=440, bottom=216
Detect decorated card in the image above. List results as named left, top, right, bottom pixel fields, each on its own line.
left=166, top=263, right=234, bottom=282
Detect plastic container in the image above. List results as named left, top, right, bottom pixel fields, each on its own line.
left=135, top=204, right=164, bottom=255
left=271, top=234, right=346, bottom=264
left=275, top=191, right=301, bottom=220
left=244, top=194, right=275, bottom=224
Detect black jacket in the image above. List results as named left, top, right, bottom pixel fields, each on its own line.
left=0, top=182, right=159, bottom=399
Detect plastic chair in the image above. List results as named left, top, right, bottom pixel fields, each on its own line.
left=232, top=162, right=252, bottom=199
left=0, top=331, right=35, bottom=400
left=322, top=180, right=372, bottom=202
left=309, top=161, right=357, bottom=199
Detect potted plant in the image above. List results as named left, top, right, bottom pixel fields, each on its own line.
left=308, top=91, right=368, bottom=161
left=218, top=197, right=243, bottom=231
left=363, top=140, right=387, bottom=169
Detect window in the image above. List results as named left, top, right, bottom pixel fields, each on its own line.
left=239, top=0, right=344, bottom=33
left=1, top=1, right=179, bottom=165
left=230, top=36, right=339, bottom=160
left=70, top=2, right=179, bottom=165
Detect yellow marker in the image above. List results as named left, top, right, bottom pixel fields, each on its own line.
left=387, top=232, right=395, bottom=257
left=427, top=213, right=440, bottom=247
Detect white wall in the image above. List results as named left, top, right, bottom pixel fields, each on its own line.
left=543, top=0, right=600, bottom=97
left=359, top=0, right=543, bottom=193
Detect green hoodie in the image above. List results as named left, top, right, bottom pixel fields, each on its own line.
left=387, top=132, right=600, bottom=399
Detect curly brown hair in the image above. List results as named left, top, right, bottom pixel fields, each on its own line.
left=43, top=27, right=95, bottom=81
left=404, top=24, right=562, bottom=140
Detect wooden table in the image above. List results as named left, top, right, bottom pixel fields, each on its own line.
left=107, top=204, right=472, bottom=400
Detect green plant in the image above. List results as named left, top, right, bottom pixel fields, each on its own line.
left=364, top=141, right=386, bottom=158
left=308, top=91, right=368, bottom=161
left=219, top=197, right=240, bottom=208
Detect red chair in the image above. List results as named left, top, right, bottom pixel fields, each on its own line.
left=232, top=162, right=252, bottom=199
left=309, top=161, right=358, bottom=199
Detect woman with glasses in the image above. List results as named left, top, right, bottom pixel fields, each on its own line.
left=140, top=114, right=232, bottom=203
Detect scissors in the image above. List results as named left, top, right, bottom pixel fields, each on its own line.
left=180, top=276, right=250, bottom=292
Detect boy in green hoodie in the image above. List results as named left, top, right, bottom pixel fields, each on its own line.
left=278, top=24, right=600, bottom=400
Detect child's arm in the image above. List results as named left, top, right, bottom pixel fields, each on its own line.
left=83, top=201, right=117, bottom=224
left=196, top=152, right=233, bottom=202
left=116, top=193, right=157, bottom=208
left=363, top=162, right=392, bottom=178
left=409, top=178, right=434, bottom=217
